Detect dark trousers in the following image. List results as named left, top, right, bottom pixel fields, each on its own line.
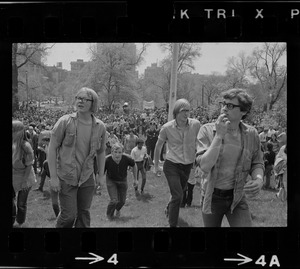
left=136, top=161, right=146, bottom=191
left=56, top=175, right=95, bottom=228
left=163, top=160, right=193, bottom=227
left=12, top=187, right=31, bottom=225
left=147, top=143, right=156, bottom=161
left=38, top=160, right=60, bottom=217
left=264, top=164, right=273, bottom=189
left=202, top=194, right=252, bottom=227
left=182, top=182, right=195, bottom=206
left=33, top=151, right=37, bottom=173
left=106, top=177, right=128, bottom=218
left=37, top=148, right=47, bottom=170
left=38, top=160, right=50, bottom=190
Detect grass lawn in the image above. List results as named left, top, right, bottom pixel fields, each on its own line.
left=22, top=167, right=287, bottom=228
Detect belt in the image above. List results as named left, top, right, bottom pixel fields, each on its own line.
left=213, top=188, right=234, bottom=197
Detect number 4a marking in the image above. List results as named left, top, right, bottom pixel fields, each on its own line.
left=107, top=254, right=118, bottom=265
left=255, top=255, right=280, bottom=267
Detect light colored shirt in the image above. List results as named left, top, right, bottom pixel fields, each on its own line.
left=124, top=134, right=138, bottom=152
left=12, top=141, right=36, bottom=192
left=107, top=134, right=119, bottom=146
left=51, top=112, right=106, bottom=186
left=131, top=146, right=147, bottom=162
left=259, top=131, right=268, bottom=143
left=158, top=118, right=201, bottom=165
left=214, top=132, right=242, bottom=190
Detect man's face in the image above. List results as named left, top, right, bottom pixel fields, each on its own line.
left=111, top=148, right=122, bottom=161
left=176, top=109, right=190, bottom=122
left=220, top=97, right=245, bottom=122
left=137, top=142, right=143, bottom=149
left=28, top=127, right=33, bottom=133
left=75, top=92, right=93, bottom=113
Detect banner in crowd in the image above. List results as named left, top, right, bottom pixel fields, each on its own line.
left=143, top=100, right=154, bottom=110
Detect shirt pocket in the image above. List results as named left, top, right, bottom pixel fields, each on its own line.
left=63, top=132, right=75, bottom=147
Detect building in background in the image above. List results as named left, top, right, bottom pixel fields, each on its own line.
left=70, top=59, right=88, bottom=73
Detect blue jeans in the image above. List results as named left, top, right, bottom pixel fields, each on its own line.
left=163, top=160, right=193, bottom=227
left=56, top=174, right=95, bottom=228
left=202, top=193, right=252, bottom=227
left=12, top=187, right=31, bottom=225
left=106, top=177, right=128, bottom=218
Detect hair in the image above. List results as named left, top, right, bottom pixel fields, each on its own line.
left=172, top=98, right=191, bottom=119
left=12, top=120, right=26, bottom=164
left=111, top=142, right=124, bottom=153
left=221, top=88, right=253, bottom=120
left=75, top=87, right=99, bottom=114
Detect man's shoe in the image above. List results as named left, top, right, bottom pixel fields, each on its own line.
left=107, top=215, right=114, bottom=221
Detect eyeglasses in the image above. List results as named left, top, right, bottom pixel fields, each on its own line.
left=219, top=101, right=241, bottom=110
left=75, top=96, right=93, bottom=103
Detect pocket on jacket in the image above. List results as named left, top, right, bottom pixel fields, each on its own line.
left=63, top=132, right=75, bottom=147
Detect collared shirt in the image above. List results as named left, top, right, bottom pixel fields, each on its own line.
left=105, top=154, right=135, bottom=182
left=197, top=121, right=264, bottom=214
left=51, top=112, right=106, bottom=186
left=158, top=118, right=201, bottom=165
left=131, top=146, right=147, bottom=162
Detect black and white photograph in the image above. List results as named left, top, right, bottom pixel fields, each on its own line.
left=12, top=42, right=287, bottom=228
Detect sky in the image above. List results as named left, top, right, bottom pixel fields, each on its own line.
left=44, top=42, right=286, bottom=76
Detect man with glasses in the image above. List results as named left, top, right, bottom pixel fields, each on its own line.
left=48, top=87, right=106, bottom=228
left=196, top=88, right=264, bottom=227
left=153, top=99, right=201, bottom=227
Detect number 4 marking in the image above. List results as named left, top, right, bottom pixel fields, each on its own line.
left=107, top=254, right=118, bottom=265
left=255, top=255, right=267, bottom=266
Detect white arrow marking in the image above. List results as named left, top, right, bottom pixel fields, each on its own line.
left=75, top=252, right=104, bottom=264
left=224, top=253, right=253, bottom=266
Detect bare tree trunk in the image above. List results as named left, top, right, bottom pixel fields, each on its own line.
left=168, top=43, right=179, bottom=121
left=12, top=43, right=19, bottom=113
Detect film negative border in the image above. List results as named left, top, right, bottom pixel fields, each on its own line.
left=4, top=229, right=300, bottom=267
left=2, top=0, right=300, bottom=268
left=0, top=2, right=299, bottom=41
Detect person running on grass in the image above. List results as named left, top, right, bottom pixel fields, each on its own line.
left=104, top=142, right=138, bottom=220
left=131, top=138, right=148, bottom=195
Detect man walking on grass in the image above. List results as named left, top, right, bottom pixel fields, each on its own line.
left=196, top=88, right=264, bottom=227
left=48, top=87, right=107, bottom=228
left=153, top=99, right=201, bottom=227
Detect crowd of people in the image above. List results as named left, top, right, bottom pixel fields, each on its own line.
left=12, top=87, right=287, bottom=228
